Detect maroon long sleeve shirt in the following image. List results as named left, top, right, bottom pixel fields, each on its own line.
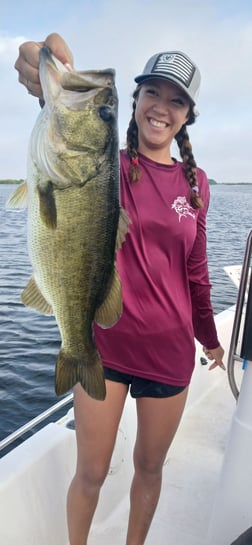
left=94, top=151, right=219, bottom=386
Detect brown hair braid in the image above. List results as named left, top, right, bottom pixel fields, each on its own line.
left=175, top=124, right=203, bottom=209
left=126, top=88, right=141, bottom=183
left=126, top=85, right=204, bottom=209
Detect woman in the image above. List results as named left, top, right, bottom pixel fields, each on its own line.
left=15, top=33, right=225, bottom=545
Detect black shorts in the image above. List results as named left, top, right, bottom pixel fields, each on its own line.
left=103, top=366, right=186, bottom=399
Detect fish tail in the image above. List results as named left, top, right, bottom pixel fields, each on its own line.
left=55, top=349, right=106, bottom=400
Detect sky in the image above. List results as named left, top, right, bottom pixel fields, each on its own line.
left=0, top=0, right=252, bottom=183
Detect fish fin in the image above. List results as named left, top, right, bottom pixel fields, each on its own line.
left=21, top=276, right=53, bottom=315
left=55, top=350, right=106, bottom=400
left=116, top=207, right=131, bottom=250
left=6, top=181, right=28, bottom=208
left=38, top=181, right=57, bottom=229
left=95, top=267, right=122, bottom=328
left=95, top=208, right=129, bottom=328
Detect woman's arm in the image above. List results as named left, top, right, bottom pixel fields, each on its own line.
left=187, top=169, right=225, bottom=370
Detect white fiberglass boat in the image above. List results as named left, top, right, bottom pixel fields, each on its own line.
left=1, top=232, right=252, bottom=545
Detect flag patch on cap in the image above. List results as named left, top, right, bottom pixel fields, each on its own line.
left=152, top=53, right=195, bottom=88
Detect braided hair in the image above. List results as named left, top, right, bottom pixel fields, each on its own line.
left=126, top=86, right=203, bottom=209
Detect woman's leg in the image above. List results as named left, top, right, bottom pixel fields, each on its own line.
left=67, top=379, right=128, bottom=545
left=126, top=388, right=188, bottom=545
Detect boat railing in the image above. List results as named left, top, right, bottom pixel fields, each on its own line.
left=0, top=392, right=73, bottom=453
left=227, top=229, right=252, bottom=399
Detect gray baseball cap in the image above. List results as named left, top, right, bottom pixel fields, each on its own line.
left=134, top=51, right=201, bottom=105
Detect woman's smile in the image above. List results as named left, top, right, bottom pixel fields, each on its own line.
left=149, top=117, right=168, bottom=129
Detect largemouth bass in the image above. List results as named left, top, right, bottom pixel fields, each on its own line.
left=8, top=46, right=128, bottom=400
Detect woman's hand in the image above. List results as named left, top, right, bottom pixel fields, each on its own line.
left=14, top=32, right=73, bottom=99
left=203, top=344, right=225, bottom=371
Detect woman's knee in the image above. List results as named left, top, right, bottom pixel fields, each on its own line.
left=133, top=447, right=164, bottom=478
left=76, top=459, right=110, bottom=491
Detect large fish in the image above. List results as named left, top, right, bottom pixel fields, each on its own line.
left=8, top=46, right=129, bottom=400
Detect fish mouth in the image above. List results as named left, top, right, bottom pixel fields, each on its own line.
left=61, top=70, right=115, bottom=92
left=39, top=46, right=115, bottom=97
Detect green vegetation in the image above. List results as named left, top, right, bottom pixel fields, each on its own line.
left=208, top=178, right=252, bottom=185
left=0, top=179, right=25, bottom=185
left=223, top=182, right=252, bottom=185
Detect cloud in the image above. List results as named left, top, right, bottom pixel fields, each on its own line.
left=0, top=0, right=251, bottom=182
left=59, top=0, right=252, bottom=182
left=0, top=35, right=39, bottom=179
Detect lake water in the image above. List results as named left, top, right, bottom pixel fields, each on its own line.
left=0, top=183, right=252, bottom=446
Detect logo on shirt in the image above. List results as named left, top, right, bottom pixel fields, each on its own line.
left=171, top=196, right=196, bottom=222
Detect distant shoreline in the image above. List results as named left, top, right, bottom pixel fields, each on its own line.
left=0, top=179, right=251, bottom=186
left=0, top=180, right=25, bottom=185
left=210, top=182, right=252, bottom=185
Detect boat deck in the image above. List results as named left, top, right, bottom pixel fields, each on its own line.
left=145, top=374, right=236, bottom=545
left=90, top=370, right=237, bottom=545
left=0, top=305, right=248, bottom=545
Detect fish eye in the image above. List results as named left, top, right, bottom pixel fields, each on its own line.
left=99, top=105, right=113, bottom=121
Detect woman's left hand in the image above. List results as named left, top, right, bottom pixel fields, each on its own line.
left=203, top=344, right=225, bottom=371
